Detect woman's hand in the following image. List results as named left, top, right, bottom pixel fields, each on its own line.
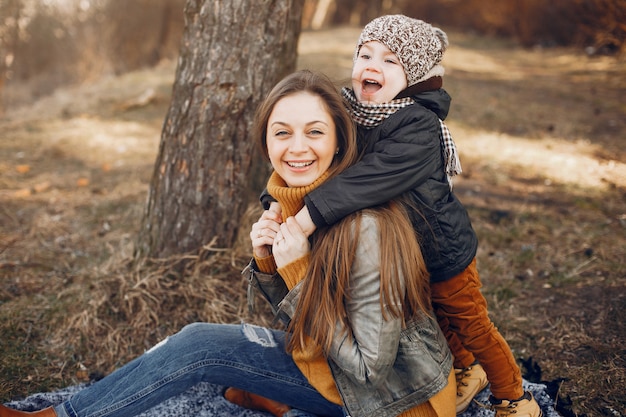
left=273, top=216, right=310, bottom=268
left=250, top=204, right=282, bottom=258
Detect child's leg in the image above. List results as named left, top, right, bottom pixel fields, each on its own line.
left=430, top=258, right=524, bottom=400
left=434, top=311, right=475, bottom=369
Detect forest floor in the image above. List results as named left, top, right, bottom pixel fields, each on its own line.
left=1, top=27, right=625, bottom=416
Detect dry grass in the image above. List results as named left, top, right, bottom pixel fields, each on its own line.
left=46, top=240, right=272, bottom=374
left=1, top=28, right=625, bottom=416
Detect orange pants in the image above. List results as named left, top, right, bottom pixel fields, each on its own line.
left=431, top=258, right=523, bottom=400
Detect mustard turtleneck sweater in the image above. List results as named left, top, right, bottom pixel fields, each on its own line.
left=254, top=171, right=455, bottom=417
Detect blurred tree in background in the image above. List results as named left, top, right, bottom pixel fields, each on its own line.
left=135, top=0, right=304, bottom=260
left=1, top=0, right=624, bottom=110
left=0, top=0, right=186, bottom=107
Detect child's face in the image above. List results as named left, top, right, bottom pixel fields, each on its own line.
left=351, top=41, right=408, bottom=104
left=266, top=91, right=338, bottom=188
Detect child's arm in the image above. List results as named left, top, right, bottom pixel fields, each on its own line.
left=298, top=110, right=442, bottom=234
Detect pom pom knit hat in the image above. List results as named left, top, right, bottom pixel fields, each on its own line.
left=355, top=14, right=449, bottom=87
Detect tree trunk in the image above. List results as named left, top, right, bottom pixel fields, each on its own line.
left=0, top=0, right=22, bottom=114
left=136, top=0, right=304, bottom=261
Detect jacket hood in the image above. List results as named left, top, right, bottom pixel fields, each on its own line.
left=412, top=88, right=451, bottom=120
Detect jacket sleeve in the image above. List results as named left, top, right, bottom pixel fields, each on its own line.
left=304, top=109, right=441, bottom=227
left=259, top=188, right=275, bottom=210
left=327, top=215, right=404, bottom=387
left=243, top=260, right=288, bottom=316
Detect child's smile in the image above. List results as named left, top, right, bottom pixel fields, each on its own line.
left=362, top=79, right=382, bottom=94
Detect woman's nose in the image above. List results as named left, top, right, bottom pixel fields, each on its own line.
left=288, top=132, right=308, bottom=152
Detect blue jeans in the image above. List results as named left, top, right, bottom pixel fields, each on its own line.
left=54, top=323, right=345, bottom=417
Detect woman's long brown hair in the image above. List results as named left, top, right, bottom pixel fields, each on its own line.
left=288, top=201, right=431, bottom=354
left=255, top=70, right=431, bottom=355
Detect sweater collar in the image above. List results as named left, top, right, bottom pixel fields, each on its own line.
left=267, top=170, right=330, bottom=221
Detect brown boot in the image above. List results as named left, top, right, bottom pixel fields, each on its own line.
left=224, top=387, right=291, bottom=417
left=0, top=405, right=56, bottom=417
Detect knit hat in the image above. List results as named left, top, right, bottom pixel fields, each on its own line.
left=355, top=14, right=448, bottom=87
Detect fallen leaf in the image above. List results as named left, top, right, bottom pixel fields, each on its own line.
left=33, top=181, right=51, bottom=193
left=16, top=164, right=30, bottom=173
left=12, top=188, right=31, bottom=197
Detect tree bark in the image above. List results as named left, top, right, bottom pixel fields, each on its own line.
left=136, top=0, right=305, bottom=260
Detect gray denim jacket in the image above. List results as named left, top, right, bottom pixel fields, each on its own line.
left=244, top=215, right=452, bottom=417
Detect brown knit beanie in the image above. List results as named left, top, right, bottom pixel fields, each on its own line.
left=355, top=14, right=448, bottom=87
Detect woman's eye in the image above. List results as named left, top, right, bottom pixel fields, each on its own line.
left=308, top=129, right=324, bottom=136
left=274, top=130, right=290, bottom=137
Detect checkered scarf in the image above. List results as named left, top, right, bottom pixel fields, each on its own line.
left=341, top=86, right=414, bottom=127
left=438, top=118, right=462, bottom=188
left=342, top=87, right=462, bottom=189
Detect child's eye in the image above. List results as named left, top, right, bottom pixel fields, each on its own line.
left=385, top=58, right=398, bottom=64
left=359, top=53, right=371, bottom=60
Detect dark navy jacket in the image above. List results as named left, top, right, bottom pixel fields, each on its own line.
left=303, top=89, right=478, bottom=282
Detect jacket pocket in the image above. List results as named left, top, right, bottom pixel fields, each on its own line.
left=399, top=314, right=447, bottom=364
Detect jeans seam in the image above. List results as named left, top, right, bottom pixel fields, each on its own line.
left=75, top=358, right=315, bottom=417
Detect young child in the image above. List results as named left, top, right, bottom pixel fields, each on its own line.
left=280, top=15, right=542, bottom=417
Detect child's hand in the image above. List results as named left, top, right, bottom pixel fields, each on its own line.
left=268, top=201, right=282, bottom=217
left=273, top=216, right=310, bottom=268
left=295, top=205, right=317, bottom=237
left=250, top=207, right=282, bottom=258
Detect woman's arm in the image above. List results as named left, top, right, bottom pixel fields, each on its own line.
left=327, top=215, right=404, bottom=387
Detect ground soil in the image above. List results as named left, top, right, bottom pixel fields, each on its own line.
left=1, top=28, right=625, bottom=416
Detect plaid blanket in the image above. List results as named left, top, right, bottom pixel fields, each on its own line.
left=5, top=379, right=560, bottom=416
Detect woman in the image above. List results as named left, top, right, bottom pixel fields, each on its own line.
left=1, top=70, right=454, bottom=417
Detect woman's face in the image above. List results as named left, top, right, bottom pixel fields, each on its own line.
left=266, top=91, right=338, bottom=187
